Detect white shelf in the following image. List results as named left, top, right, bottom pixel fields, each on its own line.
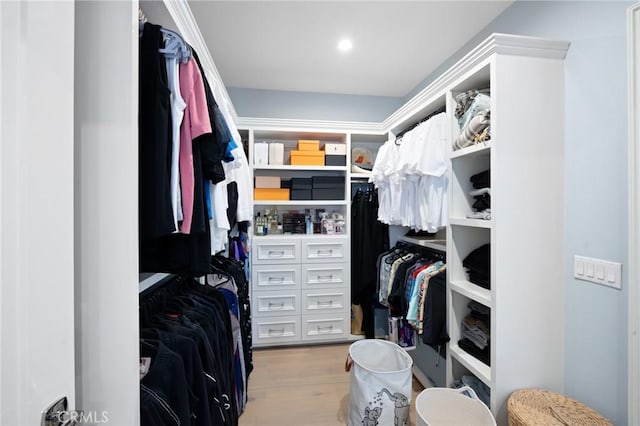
left=449, top=218, right=492, bottom=228
left=450, top=280, right=492, bottom=307
left=350, top=172, right=372, bottom=179
left=254, top=200, right=348, bottom=206
left=449, top=343, right=491, bottom=386
left=450, top=142, right=491, bottom=160
left=253, top=165, right=347, bottom=172
left=398, top=236, right=446, bottom=252
left=252, top=234, right=348, bottom=239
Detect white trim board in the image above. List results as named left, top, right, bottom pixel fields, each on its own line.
left=628, top=3, right=640, bottom=425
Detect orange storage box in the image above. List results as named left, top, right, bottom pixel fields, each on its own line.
left=297, top=139, right=320, bottom=151
left=254, top=188, right=290, bottom=201
left=290, top=150, right=325, bottom=166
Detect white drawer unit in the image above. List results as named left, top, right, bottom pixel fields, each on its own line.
left=301, top=314, right=349, bottom=341
left=253, top=291, right=300, bottom=317
left=302, top=290, right=347, bottom=314
left=302, top=238, right=347, bottom=263
left=252, top=264, right=301, bottom=292
left=253, top=316, right=300, bottom=346
left=253, top=239, right=300, bottom=264
left=302, top=264, right=346, bottom=289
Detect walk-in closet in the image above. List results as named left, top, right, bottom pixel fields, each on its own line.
left=0, top=1, right=635, bottom=426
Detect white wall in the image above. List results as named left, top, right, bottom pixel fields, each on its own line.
left=74, top=1, right=140, bottom=425
left=228, top=87, right=404, bottom=122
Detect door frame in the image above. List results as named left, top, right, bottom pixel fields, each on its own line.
left=628, top=3, right=640, bottom=425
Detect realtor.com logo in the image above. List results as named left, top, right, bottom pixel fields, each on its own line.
left=54, top=410, right=109, bottom=424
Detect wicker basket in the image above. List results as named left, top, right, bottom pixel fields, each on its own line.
left=508, top=389, right=612, bottom=426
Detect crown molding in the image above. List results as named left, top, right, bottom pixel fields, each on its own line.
left=236, top=116, right=386, bottom=134
left=491, top=33, right=570, bottom=59
left=382, top=33, right=570, bottom=133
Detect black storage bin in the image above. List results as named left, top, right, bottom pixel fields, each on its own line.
left=325, top=154, right=346, bottom=166
left=291, top=189, right=312, bottom=200
left=312, top=176, right=343, bottom=187
left=312, top=188, right=344, bottom=200
left=292, top=177, right=312, bottom=189
left=312, top=176, right=344, bottom=200
left=291, top=178, right=313, bottom=200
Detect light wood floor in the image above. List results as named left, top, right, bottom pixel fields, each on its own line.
left=239, top=343, right=424, bottom=426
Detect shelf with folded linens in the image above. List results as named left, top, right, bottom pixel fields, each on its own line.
left=449, top=279, right=492, bottom=307
left=444, top=34, right=568, bottom=423
left=450, top=343, right=491, bottom=386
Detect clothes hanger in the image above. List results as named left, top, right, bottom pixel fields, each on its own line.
left=138, top=9, right=147, bottom=39
left=159, top=27, right=192, bottom=63
left=139, top=338, right=159, bottom=359
left=395, top=105, right=447, bottom=142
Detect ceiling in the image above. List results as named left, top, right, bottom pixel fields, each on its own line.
left=188, top=1, right=514, bottom=98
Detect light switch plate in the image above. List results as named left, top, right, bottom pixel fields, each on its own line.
left=574, top=255, right=622, bottom=290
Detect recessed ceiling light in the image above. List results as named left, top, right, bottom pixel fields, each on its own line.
left=338, top=39, right=353, bottom=52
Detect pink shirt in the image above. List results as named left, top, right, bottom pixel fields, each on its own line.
left=178, top=58, right=212, bottom=233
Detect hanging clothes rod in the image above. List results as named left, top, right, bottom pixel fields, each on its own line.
left=395, top=239, right=446, bottom=261
left=395, top=105, right=447, bottom=140
left=139, top=273, right=177, bottom=297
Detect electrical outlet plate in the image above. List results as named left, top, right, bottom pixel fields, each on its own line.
left=574, top=255, right=622, bottom=290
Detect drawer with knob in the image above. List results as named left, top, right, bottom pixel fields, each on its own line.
left=253, top=291, right=300, bottom=317
left=301, top=290, right=347, bottom=314
left=301, top=314, right=348, bottom=341
left=302, top=238, right=347, bottom=263
left=253, top=316, right=300, bottom=346
left=253, top=264, right=301, bottom=292
left=302, top=264, right=346, bottom=289
left=253, top=238, right=300, bottom=264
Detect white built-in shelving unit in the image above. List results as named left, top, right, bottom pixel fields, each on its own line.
left=443, top=35, right=569, bottom=424
left=247, top=128, right=355, bottom=346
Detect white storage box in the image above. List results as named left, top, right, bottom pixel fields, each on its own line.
left=324, top=143, right=347, bottom=155
left=254, top=142, right=269, bottom=165
left=255, top=176, right=281, bottom=188
left=269, top=142, right=284, bottom=165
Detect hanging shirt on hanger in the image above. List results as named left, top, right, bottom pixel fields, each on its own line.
left=139, top=22, right=174, bottom=240
left=178, top=57, right=212, bottom=234
left=166, top=54, right=187, bottom=230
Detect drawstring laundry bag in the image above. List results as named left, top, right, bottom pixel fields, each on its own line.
left=345, top=339, right=413, bottom=426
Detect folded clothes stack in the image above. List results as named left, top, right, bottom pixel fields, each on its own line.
left=458, top=300, right=491, bottom=366
left=463, top=243, right=490, bottom=289
left=453, top=89, right=491, bottom=150
left=467, top=169, right=491, bottom=220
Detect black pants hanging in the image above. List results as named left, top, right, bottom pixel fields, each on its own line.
left=351, top=188, right=388, bottom=338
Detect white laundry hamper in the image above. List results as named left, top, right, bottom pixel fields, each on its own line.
left=345, top=339, right=413, bottom=426
left=415, top=386, right=496, bottom=426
